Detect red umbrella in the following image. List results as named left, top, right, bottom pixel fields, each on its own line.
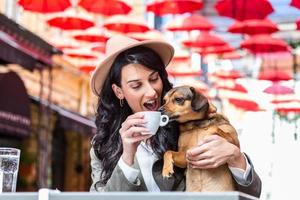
left=73, top=34, right=109, bottom=43
left=103, top=15, right=150, bottom=33
left=228, top=19, right=278, bottom=35
left=91, top=44, right=106, bottom=53
left=78, top=0, right=132, bottom=16
left=56, top=44, right=79, bottom=50
left=240, top=35, right=290, bottom=53
left=18, top=0, right=71, bottom=13
left=216, top=82, right=248, bottom=93
left=258, top=70, right=293, bottom=82
left=172, top=55, right=190, bottom=63
left=65, top=53, right=98, bottom=59
left=165, top=15, right=214, bottom=32
left=215, top=0, right=274, bottom=21
left=146, top=0, right=203, bottom=16
left=271, top=99, right=300, bottom=104
left=167, top=70, right=202, bottom=77
left=182, top=32, right=227, bottom=48
left=291, top=0, right=300, bottom=9
left=263, top=83, right=294, bottom=95
left=212, top=70, right=243, bottom=80
left=220, top=51, right=242, bottom=60
left=275, top=107, right=300, bottom=114
left=46, top=16, right=94, bottom=30
left=195, top=44, right=235, bottom=55
left=296, top=19, right=300, bottom=30
left=228, top=98, right=261, bottom=111
left=79, top=65, right=96, bottom=73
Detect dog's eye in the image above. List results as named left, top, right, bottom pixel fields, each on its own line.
left=175, top=97, right=184, bottom=104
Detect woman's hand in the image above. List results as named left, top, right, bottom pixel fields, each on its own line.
left=119, top=112, right=152, bottom=166
left=186, top=135, right=246, bottom=170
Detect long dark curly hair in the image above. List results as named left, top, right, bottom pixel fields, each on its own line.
left=92, top=46, right=180, bottom=185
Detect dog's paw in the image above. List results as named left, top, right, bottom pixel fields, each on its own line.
left=162, top=164, right=174, bottom=178
left=162, top=151, right=174, bottom=178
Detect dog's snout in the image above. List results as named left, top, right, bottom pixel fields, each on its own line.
left=158, top=106, right=165, bottom=113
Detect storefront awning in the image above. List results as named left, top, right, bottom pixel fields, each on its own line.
left=0, top=13, right=62, bottom=71
left=0, top=71, right=31, bottom=137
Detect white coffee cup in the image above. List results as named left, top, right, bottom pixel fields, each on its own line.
left=138, top=111, right=169, bottom=135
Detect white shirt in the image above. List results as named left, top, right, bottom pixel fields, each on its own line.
left=118, top=142, right=252, bottom=191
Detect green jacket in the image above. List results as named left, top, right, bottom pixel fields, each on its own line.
left=90, top=148, right=262, bottom=198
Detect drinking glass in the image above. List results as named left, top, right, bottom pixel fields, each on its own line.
left=0, top=148, right=20, bottom=192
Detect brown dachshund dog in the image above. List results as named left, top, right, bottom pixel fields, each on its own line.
left=159, top=86, right=240, bottom=192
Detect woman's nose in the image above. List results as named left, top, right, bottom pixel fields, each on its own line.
left=145, top=84, right=157, bottom=97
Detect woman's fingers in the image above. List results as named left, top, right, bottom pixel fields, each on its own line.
left=120, top=114, right=147, bottom=131
left=122, top=126, right=150, bottom=138
left=127, top=134, right=152, bottom=143
left=189, top=158, right=220, bottom=169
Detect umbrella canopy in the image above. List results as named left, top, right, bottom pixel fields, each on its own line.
left=91, top=44, right=106, bottom=53
left=271, top=99, right=300, bottom=104
left=291, top=0, right=300, bottom=10
left=228, top=19, right=278, bottom=35
left=79, top=65, right=96, bottom=73
left=212, top=70, right=243, bottom=80
left=146, top=0, right=203, bottom=16
left=216, top=82, right=248, bottom=93
left=228, top=98, right=261, bottom=111
left=103, top=15, right=150, bottom=33
left=182, top=32, right=227, bottom=48
left=78, top=0, right=132, bottom=16
left=220, top=51, right=242, bottom=60
left=275, top=107, right=300, bottom=114
left=65, top=53, right=98, bottom=59
left=167, top=70, right=202, bottom=77
left=73, top=34, right=109, bottom=43
left=296, top=19, right=300, bottom=30
left=195, top=44, right=235, bottom=55
left=46, top=16, right=94, bottom=30
left=18, top=0, right=71, bottom=13
left=258, top=70, right=293, bottom=82
left=165, top=15, right=214, bottom=32
left=263, top=83, right=294, bottom=95
left=215, top=0, right=273, bottom=21
left=240, top=35, right=290, bottom=53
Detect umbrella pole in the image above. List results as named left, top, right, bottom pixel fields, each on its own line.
left=271, top=111, right=275, bottom=143
left=200, top=56, right=209, bottom=84
left=295, top=121, right=298, bottom=141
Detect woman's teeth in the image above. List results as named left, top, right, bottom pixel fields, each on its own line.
left=144, top=100, right=157, bottom=111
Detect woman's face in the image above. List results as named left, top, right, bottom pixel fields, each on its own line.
left=116, top=63, right=164, bottom=113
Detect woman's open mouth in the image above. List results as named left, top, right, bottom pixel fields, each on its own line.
left=143, top=99, right=158, bottom=111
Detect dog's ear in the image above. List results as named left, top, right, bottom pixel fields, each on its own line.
left=190, top=87, right=209, bottom=112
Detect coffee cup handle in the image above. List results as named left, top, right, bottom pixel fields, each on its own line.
left=159, top=115, right=169, bottom=126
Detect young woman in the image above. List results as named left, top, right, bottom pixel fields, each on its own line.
left=89, top=35, right=261, bottom=197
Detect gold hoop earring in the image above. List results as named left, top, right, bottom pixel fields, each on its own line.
left=119, top=99, right=124, bottom=107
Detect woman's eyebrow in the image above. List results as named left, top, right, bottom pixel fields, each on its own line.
left=149, top=71, right=158, bottom=77
left=127, top=71, right=157, bottom=83
left=127, top=79, right=139, bottom=84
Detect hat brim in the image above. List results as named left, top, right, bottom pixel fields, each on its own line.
left=90, top=40, right=174, bottom=95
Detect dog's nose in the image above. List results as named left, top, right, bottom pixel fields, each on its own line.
left=158, top=107, right=165, bottom=113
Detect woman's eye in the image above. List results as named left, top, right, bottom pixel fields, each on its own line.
left=131, top=84, right=141, bottom=89
left=150, top=77, right=159, bottom=82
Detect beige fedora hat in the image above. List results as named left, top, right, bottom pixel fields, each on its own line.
left=90, top=35, right=174, bottom=95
